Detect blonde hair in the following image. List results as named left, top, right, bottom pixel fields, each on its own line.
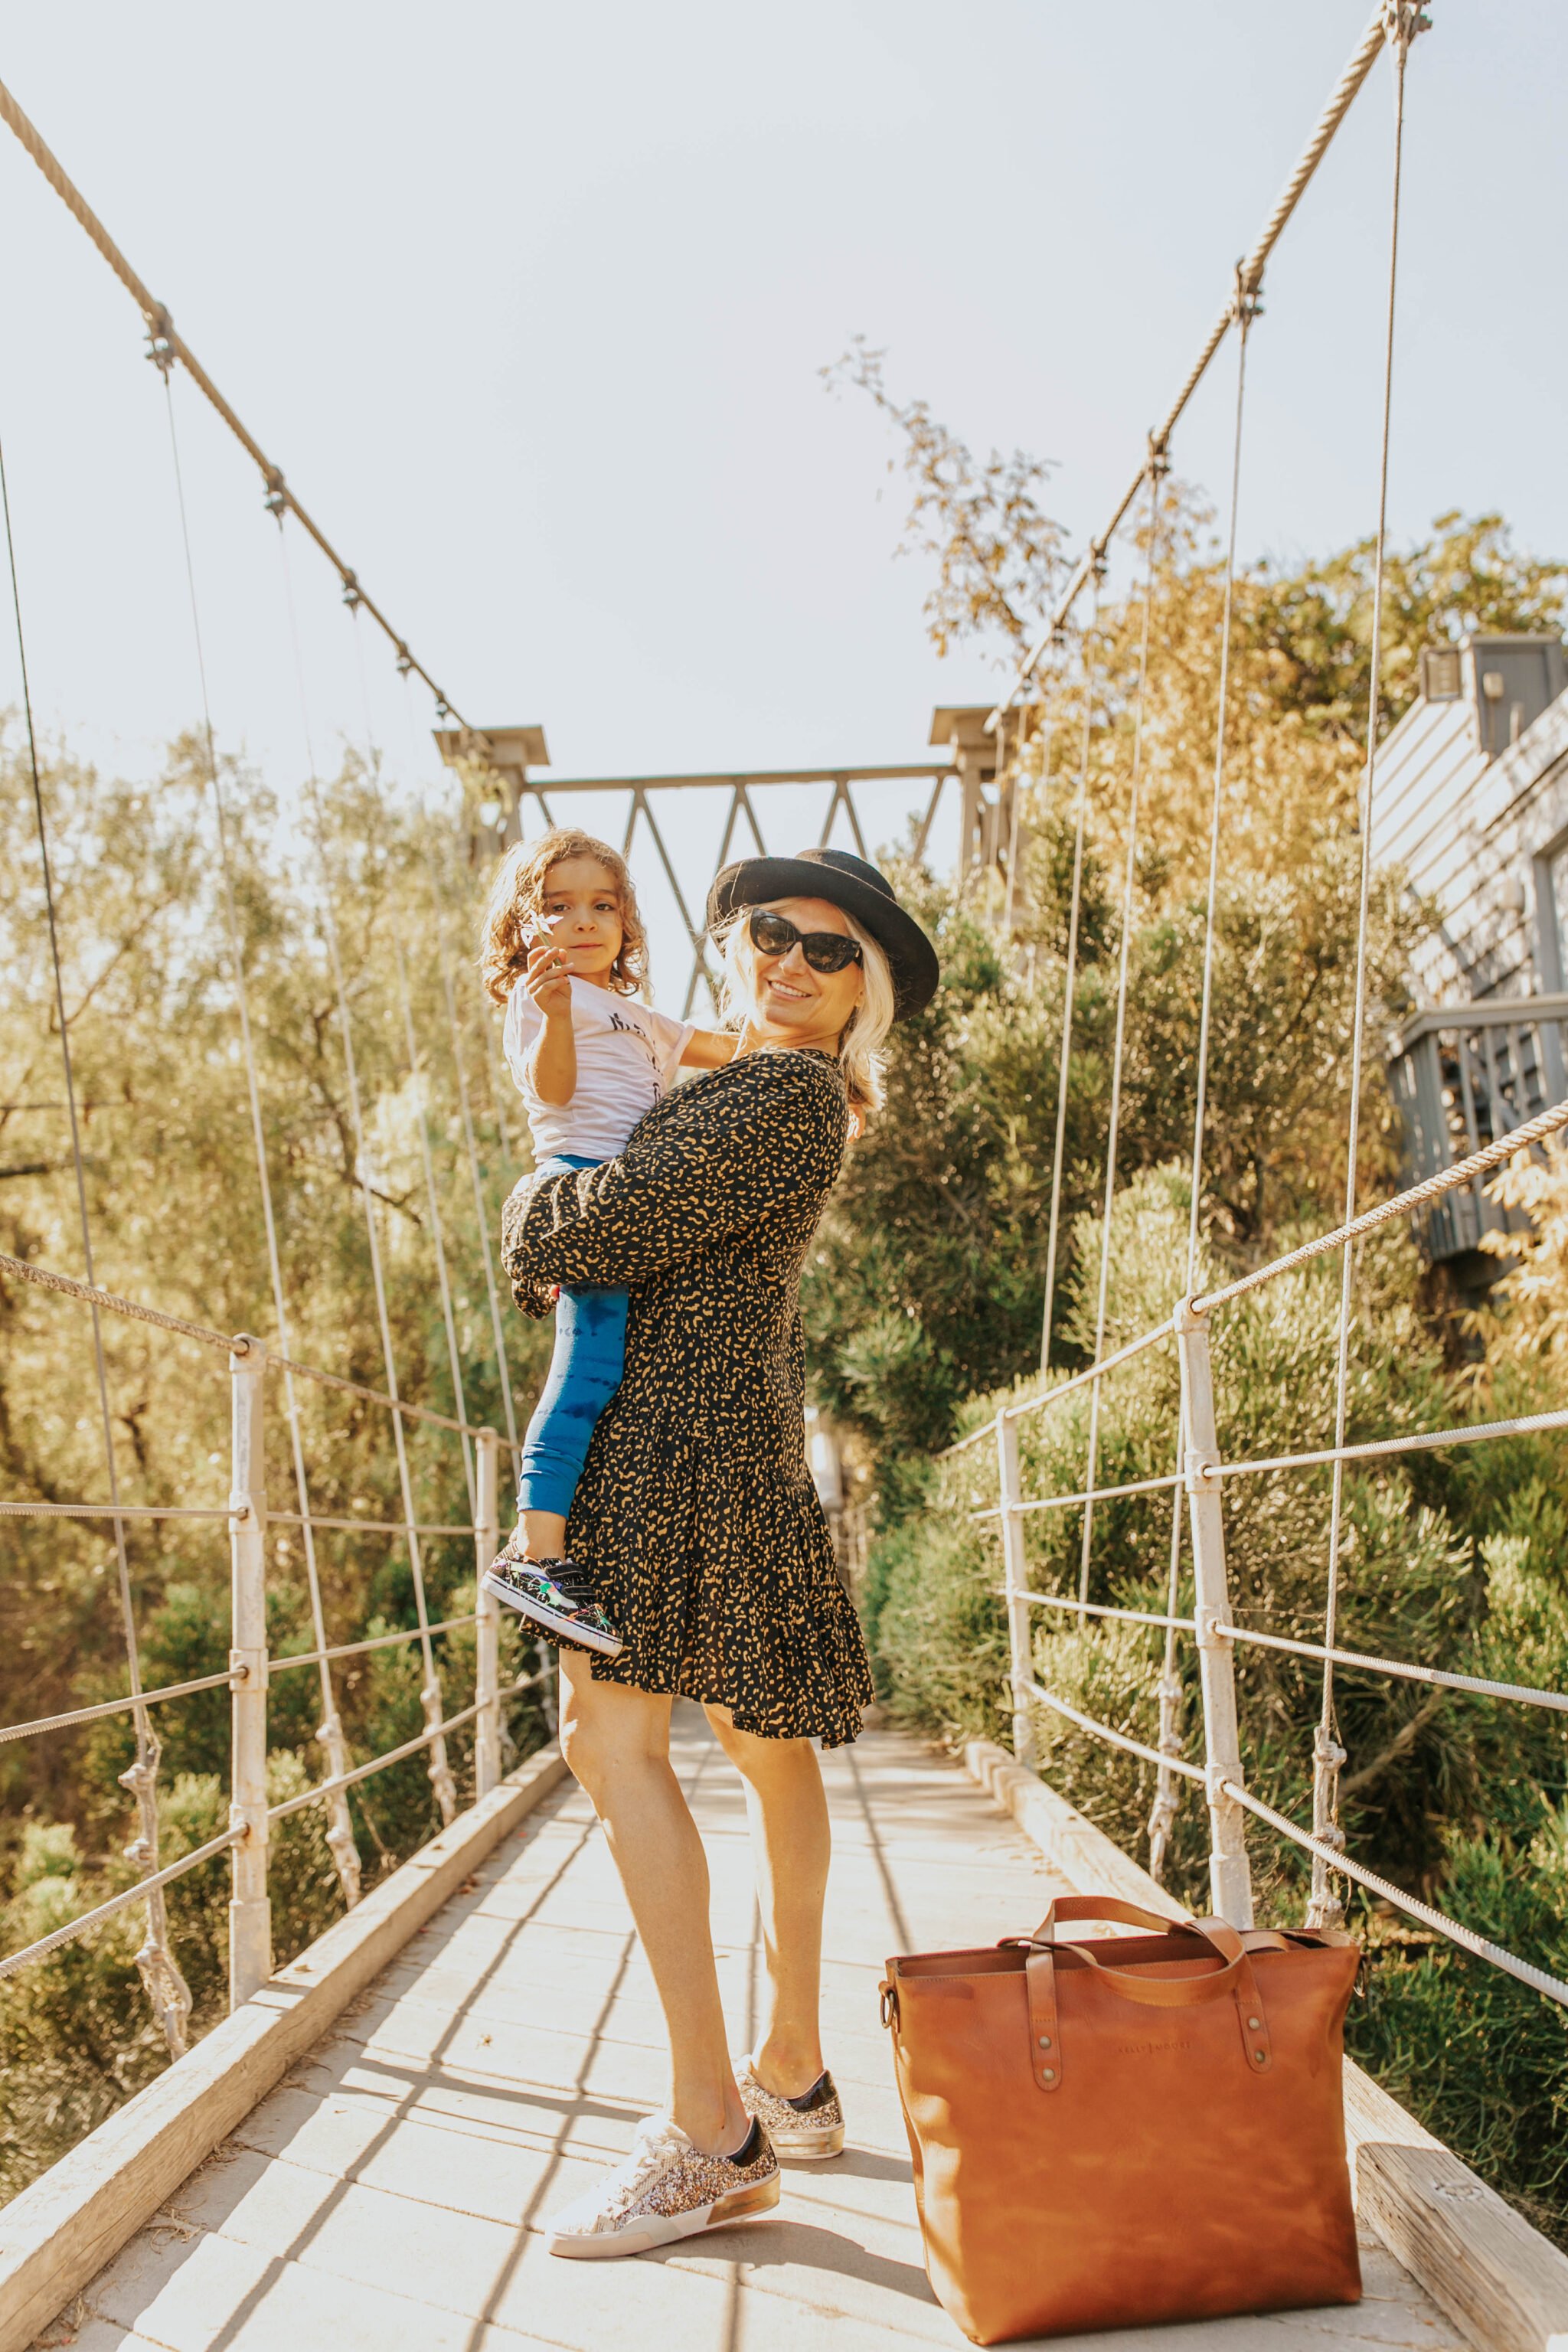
left=480, top=828, right=648, bottom=1007
left=714, top=900, right=896, bottom=1124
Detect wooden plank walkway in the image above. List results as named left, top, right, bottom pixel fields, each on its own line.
left=40, top=1711, right=1465, bottom=2352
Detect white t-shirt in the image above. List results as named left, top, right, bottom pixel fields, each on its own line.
left=503, top=977, right=694, bottom=1162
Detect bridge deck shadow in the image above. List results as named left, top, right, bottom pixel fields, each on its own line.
left=42, top=1711, right=1463, bottom=2352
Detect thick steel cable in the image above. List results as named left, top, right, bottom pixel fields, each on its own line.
left=1080, top=469, right=1162, bottom=1601
left=0, top=1250, right=236, bottom=1351
left=1311, top=16, right=1419, bottom=1929
left=985, top=7, right=1391, bottom=728
left=1, top=417, right=192, bottom=2057
left=0, top=1670, right=240, bottom=1748
left=276, top=523, right=456, bottom=1825
left=1038, top=577, right=1102, bottom=1377
left=1196, top=1096, right=1568, bottom=1312
left=1223, top=1782, right=1568, bottom=2011
left=159, top=371, right=362, bottom=1906
left=0, top=1825, right=243, bottom=1984
left=0, top=74, right=467, bottom=728
left=0, top=1499, right=236, bottom=1522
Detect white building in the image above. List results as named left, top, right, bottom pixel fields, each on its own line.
left=1370, top=632, right=1568, bottom=1263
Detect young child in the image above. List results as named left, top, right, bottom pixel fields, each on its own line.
left=479, top=827, right=733, bottom=1657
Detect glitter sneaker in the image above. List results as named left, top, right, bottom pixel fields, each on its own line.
left=734, top=2053, right=845, bottom=2160
left=546, top=2113, right=779, bottom=2259
left=481, top=1547, right=623, bottom=1659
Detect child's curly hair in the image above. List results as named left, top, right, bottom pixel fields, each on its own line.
left=480, top=828, right=649, bottom=1007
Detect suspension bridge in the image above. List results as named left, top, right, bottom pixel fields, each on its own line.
left=3, top=8, right=1568, bottom=2349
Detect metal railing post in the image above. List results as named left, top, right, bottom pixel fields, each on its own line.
left=997, top=1413, right=1036, bottom=1766
left=474, top=1428, right=502, bottom=1798
left=228, top=1336, right=272, bottom=2004
left=1174, top=1297, right=1254, bottom=1929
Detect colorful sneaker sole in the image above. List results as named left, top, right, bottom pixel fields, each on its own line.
left=480, top=1570, right=624, bottom=1659
left=547, top=2171, right=779, bottom=2259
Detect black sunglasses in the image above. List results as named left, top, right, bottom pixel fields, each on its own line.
left=748, top=908, right=864, bottom=975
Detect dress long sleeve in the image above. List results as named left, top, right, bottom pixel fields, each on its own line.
left=502, top=1047, right=845, bottom=1307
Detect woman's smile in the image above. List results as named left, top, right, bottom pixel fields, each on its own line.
left=750, top=897, right=861, bottom=1047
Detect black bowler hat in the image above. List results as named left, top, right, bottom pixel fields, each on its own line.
left=706, top=847, right=940, bottom=1020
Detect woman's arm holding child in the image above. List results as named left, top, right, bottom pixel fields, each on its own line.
left=679, top=1027, right=737, bottom=1071
left=522, top=943, right=578, bottom=1106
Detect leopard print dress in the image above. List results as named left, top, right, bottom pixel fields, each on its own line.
left=500, top=1046, right=873, bottom=1746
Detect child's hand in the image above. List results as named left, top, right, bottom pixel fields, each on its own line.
left=525, top=940, right=574, bottom=1019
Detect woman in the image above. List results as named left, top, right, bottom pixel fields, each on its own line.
left=500, top=844, right=939, bottom=2259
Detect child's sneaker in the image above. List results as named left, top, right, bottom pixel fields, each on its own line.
left=482, top=1539, right=623, bottom=1658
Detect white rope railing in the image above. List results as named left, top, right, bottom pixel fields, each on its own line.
left=0, top=1248, right=500, bottom=1439
left=266, top=1704, right=485, bottom=1825
left=267, top=1616, right=479, bottom=1675
left=945, top=1322, right=1174, bottom=1459
left=1019, top=1677, right=1206, bottom=1784
left=4, top=405, right=196, bottom=2057
left=1008, top=1592, right=1196, bottom=1636
left=158, top=362, right=364, bottom=1910
left=1216, top=1625, right=1568, bottom=1717
left=972, top=1468, right=1182, bottom=1521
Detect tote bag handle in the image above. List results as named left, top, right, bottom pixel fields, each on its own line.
left=1006, top=1898, right=1275, bottom=2092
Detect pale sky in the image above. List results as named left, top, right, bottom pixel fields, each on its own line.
left=2, top=4, right=1565, bottom=1004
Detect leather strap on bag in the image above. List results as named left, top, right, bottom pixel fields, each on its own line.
left=1024, top=1946, right=1062, bottom=2090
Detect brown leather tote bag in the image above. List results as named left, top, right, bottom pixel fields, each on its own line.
left=880, top=1895, right=1361, bottom=2345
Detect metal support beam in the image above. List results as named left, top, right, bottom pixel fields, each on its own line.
left=1174, top=1297, right=1254, bottom=1928
left=228, top=1338, right=272, bottom=2005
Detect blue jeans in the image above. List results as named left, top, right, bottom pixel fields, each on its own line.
left=516, top=1155, right=629, bottom=1522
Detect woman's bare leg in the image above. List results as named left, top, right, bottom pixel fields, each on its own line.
left=557, top=1655, right=748, bottom=2154
left=704, top=1705, right=830, bottom=2096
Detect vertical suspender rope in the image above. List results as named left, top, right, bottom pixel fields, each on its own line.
left=1148, top=287, right=1256, bottom=1883
left=276, top=524, right=456, bottom=1826
left=159, top=373, right=364, bottom=1906
left=342, top=603, right=479, bottom=1519
left=400, top=674, right=523, bottom=1470
left=1038, top=566, right=1104, bottom=1377
left=426, top=839, right=524, bottom=1468
left=1, top=425, right=193, bottom=2053
left=1078, top=458, right=1164, bottom=1603
left=1309, top=6, right=1422, bottom=1930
